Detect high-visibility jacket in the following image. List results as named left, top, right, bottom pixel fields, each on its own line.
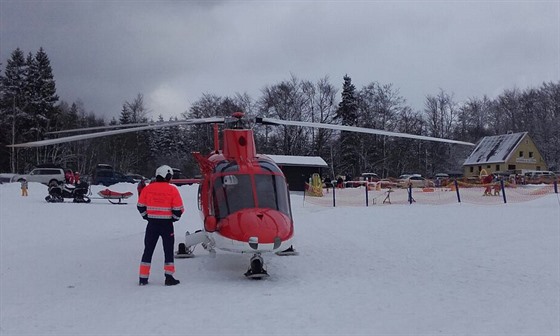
left=137, top=181, right=184, bottom=221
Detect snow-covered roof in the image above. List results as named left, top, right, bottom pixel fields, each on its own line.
left=463, top=132, right=527, bottom=165
left=264, top=154, right=328, bottom=167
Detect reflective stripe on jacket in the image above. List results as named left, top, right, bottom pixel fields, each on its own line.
left=137, top=182, right=184, bottom=221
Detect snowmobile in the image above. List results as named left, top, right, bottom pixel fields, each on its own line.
left=45, top=181, right=91, bottom=203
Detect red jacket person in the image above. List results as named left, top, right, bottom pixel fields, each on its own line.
left=137, top=165, right=184, bottom=286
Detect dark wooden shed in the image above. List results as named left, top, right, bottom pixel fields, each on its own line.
left=266, top=155, right=329, bottom=192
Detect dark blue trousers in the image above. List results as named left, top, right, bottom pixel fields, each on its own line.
left=141, top=221, right=175, bottom=265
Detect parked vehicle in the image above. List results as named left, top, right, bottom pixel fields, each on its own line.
left=95, top=163, right=113, bottom=171
left=91, top=170, right=135, bottom=186
left=524, top=171, right=557, bottom=184
left=14, top=167, right=65, bottom=185
left=361, top=173, right=380, bottom=182
left=397, top=174, right=434, bottom=188
left=433, top=173, right=450, bottom=187
left=170, top=168, right=200, bottom=186
left=0, top=173, right=17, bottom=184
left=397, top=174, right=414, bottom=180
left=378, top=179, right=398, bottom=189
left=126, top=173, right=146, bottom=183
left=345, top=172, right=380, bottom=187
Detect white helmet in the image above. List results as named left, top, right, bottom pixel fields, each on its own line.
left=155, top=165, right=173, bottom=181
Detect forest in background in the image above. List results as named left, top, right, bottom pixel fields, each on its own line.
left=1, top=47, right=559, bottom=179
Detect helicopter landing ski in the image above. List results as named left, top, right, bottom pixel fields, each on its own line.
left=244, top=254, right=269, bottom=279
left=175, top=243, right=195, bottom=259
left=174, top=230, right=208, bottom=258
left=276, top=245, right=299, bottom=256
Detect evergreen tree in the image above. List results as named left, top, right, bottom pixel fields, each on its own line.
left=110, top=94, right=151, bottom=173
left=0, top=48, right=32, bottom=172
left=148, top=115, right=189, bottom=173
left=334, top=75, right=360, bottom=178
left=28, top=48, right=59, bottom=165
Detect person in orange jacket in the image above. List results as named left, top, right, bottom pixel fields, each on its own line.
left=137, top=165, right=184, bottom=286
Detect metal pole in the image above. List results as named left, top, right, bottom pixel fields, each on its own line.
left=454, top=179, right=461, bottom=203
left=11, top=97, right=16, bottom=173
left=365, top=184, right=369, bottom=207
left=501, top=179, right=507, bottom=203
left=332, top=183, right=336, bottom=207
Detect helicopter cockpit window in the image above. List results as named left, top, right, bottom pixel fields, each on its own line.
left=254, top=174, right=291, bottom=217
left=257, top=160, right=283, bottom=174
left=213, top=174, right=254, bottom=219
left=214, top=160, right=239, bottom=173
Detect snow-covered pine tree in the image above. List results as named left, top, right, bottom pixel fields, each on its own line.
left=112, top=94, right=150, bottom=174
left=334, top=75, right=360, bottom=179
left=0, top=48, right=33, bottom=172
left=27, top=48, right=59, bottom=165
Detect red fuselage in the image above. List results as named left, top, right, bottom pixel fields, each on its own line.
left=196, top=128, right=294, bottom=253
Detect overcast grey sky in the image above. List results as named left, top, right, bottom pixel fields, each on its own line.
left=1, top=0, right=559, bottom=121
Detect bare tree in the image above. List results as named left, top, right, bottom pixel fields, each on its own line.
left=258, top=75, right=312, bottom=155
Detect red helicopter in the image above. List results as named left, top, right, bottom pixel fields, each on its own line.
left=177, top=112, right=296, bottom=278
left=9, top=112, right=474, bottom=278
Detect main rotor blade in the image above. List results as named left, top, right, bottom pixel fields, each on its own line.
left=8, top=117, right=225, bottom=148
left=256, top=117, right=475, bottom=146
left=46, top=123, right=151, bottom=135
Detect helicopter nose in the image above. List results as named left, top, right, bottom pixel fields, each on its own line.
left=273, top=236, right=281, bottom=249
left=248, top=236, right=282, bottom=250
left=220, top=208, right=293, bottom=245
left=249, top=237, right=258, bottom=250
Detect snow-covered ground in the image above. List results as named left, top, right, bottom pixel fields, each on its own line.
left=1, top=182, right=559, bottom=335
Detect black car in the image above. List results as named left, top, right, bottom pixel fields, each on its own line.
left=170, top=168, right=199, bottom=186
left=91, top=170, right=135, bottom=186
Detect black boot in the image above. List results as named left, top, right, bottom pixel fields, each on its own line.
left=165, top=274, right=180, bottom=286
left=139, top=277, right=149, bottom=286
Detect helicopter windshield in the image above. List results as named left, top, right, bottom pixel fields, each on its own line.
left=254, top=174, right=290, bottom=214
left=213, top=174, right=254, bottom=218
left=212, top=173, right=291, bottom=219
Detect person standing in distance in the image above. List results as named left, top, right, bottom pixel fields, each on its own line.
left=137, top=165, right=184, bottom=286
left=20, top=178, right=28, bottom=196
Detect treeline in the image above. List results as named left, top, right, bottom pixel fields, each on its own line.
left=1, top=48, right=559, bottom=178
